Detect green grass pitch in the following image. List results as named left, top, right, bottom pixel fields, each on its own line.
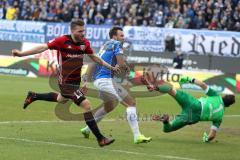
left=0, top=75, right=239, bottom=160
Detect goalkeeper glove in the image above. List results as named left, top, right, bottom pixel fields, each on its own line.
left=179, top=76, right=195, bottom=86
left=202, top=132, right=209, bottom=143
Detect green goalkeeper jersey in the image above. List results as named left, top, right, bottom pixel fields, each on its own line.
left=198, top=87, right=225, bottom=129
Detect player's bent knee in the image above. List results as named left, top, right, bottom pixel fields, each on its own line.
left=72, top=89, right=86, bottom=106
left=123, top=95, right=136, bottom=106
left=57, top=93, right=68, bottom=103
left=59, top=99, right=68, bottom=104
left=80, top=99, right=92, bottom=111
left=128, top=99, right=136, bottom=106
left=131, top=101, right=136, bottom=106
left=104, top=100, right=118, bottom=112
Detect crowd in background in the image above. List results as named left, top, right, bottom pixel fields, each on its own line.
left=1, top=0, right=240, bottom=31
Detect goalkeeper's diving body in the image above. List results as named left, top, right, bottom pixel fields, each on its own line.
left=142, top=76, right=235, bottom=142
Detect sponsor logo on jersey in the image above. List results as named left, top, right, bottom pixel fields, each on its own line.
left=80, top=45, right=85, bottom=51
left=66, top=54, right=84, bottom=58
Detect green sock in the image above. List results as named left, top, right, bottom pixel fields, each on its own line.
left=156, top=85, right=172, bottom=93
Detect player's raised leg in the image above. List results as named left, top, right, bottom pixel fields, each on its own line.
left=23, top=91, right=60, bottom=109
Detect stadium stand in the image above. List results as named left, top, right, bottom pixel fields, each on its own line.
left=0, top=0, right=240, bottom=31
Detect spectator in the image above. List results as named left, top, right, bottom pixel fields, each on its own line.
left=233, top=22, right=240, bottom=31
left=60, top=6, right=72, bottom=22
left=132, top=18, right=138, bottom=26
left=154, top=11, right=165, bottom=27
left=175, top=15, right=189, bottom=28
left=186, top=4, right=194, bottom=19
left=165, top=15, right=175, bottom=28
left=32, top=7, right=41, bottom=21
left=82, top=10, right=88, bottom=24
left=39, top=6, right=48, bottom=21
left=94, top=11, right=104, bottom=24
left=142, top=19, right=148, bottom=26
left=46, top=8, right=56, bottom=22
left=195, top=13, right=205, bottom=29
left=88, top=1, right=96, bottom=24
left=72, top=5, right=82, bottom=20
left=5, top=4, right=17, bottom=20
left=173, top=51, right=184, bottom=69
left=233, top=4, right=240, bottom=23
left=104, top=14, right=114, bottom=25
left=136, top=6, right=144, bottom=25
left=208, top=17, right=218, bottom=30
left=218, top=16, right=228, bottom=30
left=101, top=0, right=110, bottom=19
left=0, top=2, right=6, bottom=19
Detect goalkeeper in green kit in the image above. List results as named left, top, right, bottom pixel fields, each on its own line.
left=141, top=75, right=235, bottom=142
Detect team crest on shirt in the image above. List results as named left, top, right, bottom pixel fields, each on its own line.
left=80, top=45, right=85, bottom=51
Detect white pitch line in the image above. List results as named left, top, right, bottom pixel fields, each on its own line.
left=0, top=119, right=116, bottom=124
left=224, top=115, right=240, bottom=117
left=0, top=120, right=65, bottom=124
left=0, top=136, right=197, bottom=160
left=0, top=115, right=239, bottom=125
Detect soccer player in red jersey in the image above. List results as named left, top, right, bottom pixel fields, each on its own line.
left=12, top=20, right=119, bottom=147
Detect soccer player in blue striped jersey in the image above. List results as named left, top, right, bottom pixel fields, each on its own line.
left=81, top=26, right=152, bottom=144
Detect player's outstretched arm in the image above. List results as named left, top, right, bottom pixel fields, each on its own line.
left=82, top=63, right=96, bottom=82
left=12, top=44, right=49, bottom=57
left=80, top=63, right=96, bottom=95
left=193, top=79, right=208, bottom=91
left=88, top=54, right=120, bottom=73
left=116, top=55, right=130, bottom=73
left=179, top=76, right=208, bottom=90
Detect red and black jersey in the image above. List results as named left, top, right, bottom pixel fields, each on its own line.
left=47, top=35, right=93, bottom=84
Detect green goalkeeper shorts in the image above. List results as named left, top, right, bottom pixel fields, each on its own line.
left=173, top=90, right=202, bottom=124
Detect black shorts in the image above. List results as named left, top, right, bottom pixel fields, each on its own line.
left=58, top=82, right=86, bottom=105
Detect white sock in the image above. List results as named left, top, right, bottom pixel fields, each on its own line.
left=126, top=106, right=141, bottom=139
left=84, top=107, right=107, bottom=132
